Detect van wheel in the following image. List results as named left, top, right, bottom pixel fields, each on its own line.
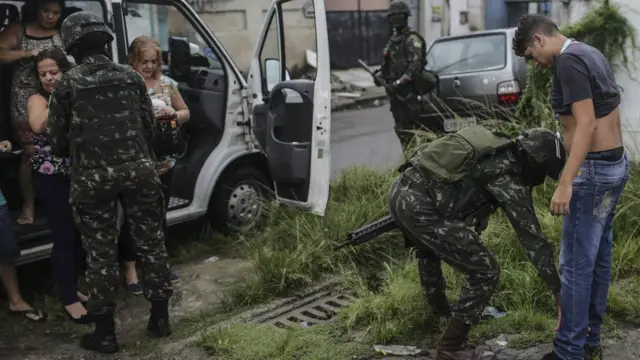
left=208, top=166, right=271, bottom=235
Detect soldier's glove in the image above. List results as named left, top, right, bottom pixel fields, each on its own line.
left=385, top=81, right=398, bottom=96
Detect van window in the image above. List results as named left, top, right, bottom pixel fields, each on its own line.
left=124, top=2, right=220, bottom=69
left=426, top=34, right=507, bottom=76
left=1, top=0, right=106, bottom=20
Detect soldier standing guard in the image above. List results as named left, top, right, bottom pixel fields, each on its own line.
left=373, top=1, right=438, bottom=150
left=46, top=11, right=173, bottom=354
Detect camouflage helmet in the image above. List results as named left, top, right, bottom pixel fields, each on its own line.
left=60, top=11, right=114, bottom=53
left=516, top=128, right=566, bottom=181
left=388, top=1, right=411, bottom=17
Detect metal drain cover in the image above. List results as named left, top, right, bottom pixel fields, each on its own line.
left=247, top=290, right=355, bottom=328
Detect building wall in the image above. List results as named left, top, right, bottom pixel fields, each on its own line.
left=196, top=0, right=317, bottom=73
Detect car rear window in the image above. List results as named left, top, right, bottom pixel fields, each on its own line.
left=426, top=33, right=507, bottom=76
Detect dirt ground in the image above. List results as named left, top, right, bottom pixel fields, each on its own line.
left=2, top=253, right=640, bottom=360
left=0, top=256, right=253, bottom=360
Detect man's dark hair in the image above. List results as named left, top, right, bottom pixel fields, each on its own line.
left=512, top=13, right=560, bottom=56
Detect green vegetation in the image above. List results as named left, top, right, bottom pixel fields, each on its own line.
left=201, top=1, right=640, bottom=358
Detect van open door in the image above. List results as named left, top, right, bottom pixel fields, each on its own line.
left=247, top=0, right=331, bottom=216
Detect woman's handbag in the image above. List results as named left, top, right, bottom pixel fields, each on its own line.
left=153, top=113, right=187, bottom=158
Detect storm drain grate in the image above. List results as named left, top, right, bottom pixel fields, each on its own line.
left=247, top=291, right=356, bottom=328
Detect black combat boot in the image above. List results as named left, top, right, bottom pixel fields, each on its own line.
left=436, top=318, right=496, bottom=360
left=147, top=299, right=172, bottom=337
left=540, top=351, right=560, bottom=359
left=80, top=312, right=119, bottom=354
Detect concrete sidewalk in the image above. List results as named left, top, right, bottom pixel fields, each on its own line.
left=329, top=67, right=387, bottom=111
left=332, top=86, right=387, bottom=111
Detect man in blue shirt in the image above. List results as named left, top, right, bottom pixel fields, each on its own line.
left=512, top=14, right=629, bottom=360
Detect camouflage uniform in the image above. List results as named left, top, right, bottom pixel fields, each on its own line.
left=47, top=11, right=172, bottom=354
left=390, top=153, right=561, bottom=324
left=388, top=126, right=565, bottom=360
left=375, top=2, right=437, bottom=149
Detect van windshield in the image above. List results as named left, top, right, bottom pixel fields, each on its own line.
left=426, top=33, right=507, bottom=76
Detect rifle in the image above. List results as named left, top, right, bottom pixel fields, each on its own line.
left=357, top=59, right=408, bottom=102
left=334, top=215, right=399, bottom=250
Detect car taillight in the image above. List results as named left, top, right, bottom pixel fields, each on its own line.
left=497, top=80, right=521, bottom=105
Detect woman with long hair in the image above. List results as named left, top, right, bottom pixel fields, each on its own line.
left=118, top=36, right=190, bottom=294
left=0, top=0, right=66, bottom=225
left=27, top=46, right=91, bottom=324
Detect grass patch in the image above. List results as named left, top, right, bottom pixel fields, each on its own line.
left=199, top=323, right=372, bottom=360
left=216, top=129, right=640, bottom=356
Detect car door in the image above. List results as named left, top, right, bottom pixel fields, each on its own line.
left=247, top=0, right=331, bottom=216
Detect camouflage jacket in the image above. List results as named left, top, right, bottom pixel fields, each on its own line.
left=47, top=54, right=157, bottom=181
left=379, top=27, right=426, bottom=89
left=419, top=150, right=561, bottom=296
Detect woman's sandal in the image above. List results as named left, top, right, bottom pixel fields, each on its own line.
left=16, top=216, right=34, bottom=225
left=10, top=308, right=45, bottom=322
left=63, top=306, right=94, bottom=325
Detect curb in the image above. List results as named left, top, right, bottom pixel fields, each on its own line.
left=331, top=93, right=387, bottom=112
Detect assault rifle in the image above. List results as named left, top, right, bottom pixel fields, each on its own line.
left=357, top=59, right=409, bottom=103
left=333, top=215, right=399, bottom=250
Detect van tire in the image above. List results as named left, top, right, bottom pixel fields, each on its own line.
left=208, top=166, right=271, bottom=235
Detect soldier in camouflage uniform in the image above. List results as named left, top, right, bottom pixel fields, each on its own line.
left=46, top=11, right=173, bottom=354
left=388, top=126, right=566, bottom=360
left=374, top=1, right=438, bottom=150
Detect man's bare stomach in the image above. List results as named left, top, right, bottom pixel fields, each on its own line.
left=560, top=107, right=624, bottom=154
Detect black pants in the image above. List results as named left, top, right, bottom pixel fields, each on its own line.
left=118, top=167, right=173, bottom=262
left=33, top=172, right=85, bottom=306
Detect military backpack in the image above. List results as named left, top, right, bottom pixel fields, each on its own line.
left=409, top=125, right=514, bottom=183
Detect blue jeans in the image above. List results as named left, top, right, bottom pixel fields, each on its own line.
left=33, top=172, right=85, bottom=306
left=554, top=152, right=629, bottom=360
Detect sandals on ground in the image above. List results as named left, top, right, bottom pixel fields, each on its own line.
left=10, top=308, right=46, bottom=322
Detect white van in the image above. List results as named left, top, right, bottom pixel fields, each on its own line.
left=0, top=0, right=332, bottom=264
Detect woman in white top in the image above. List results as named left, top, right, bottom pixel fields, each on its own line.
left=118, top=36, right=190, bottom=294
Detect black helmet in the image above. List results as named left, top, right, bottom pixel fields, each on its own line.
left=388, top=1, right=411, bottom=17
left=516, top=128, right=566, bottom=181
left=60, top=10, right=114, bottom=53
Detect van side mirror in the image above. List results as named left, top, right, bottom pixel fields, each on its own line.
left=169, top=37, right=191, bottom=82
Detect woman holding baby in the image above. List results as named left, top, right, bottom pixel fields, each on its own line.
left=118, top=36, right=190, bottom=294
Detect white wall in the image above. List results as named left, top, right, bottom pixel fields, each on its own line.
left=565, top=0, right=640, bottom=159
left=449, top=0, right=470, bottom=35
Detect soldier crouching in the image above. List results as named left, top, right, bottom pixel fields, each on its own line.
left=388, top=126, right=565, bottom=360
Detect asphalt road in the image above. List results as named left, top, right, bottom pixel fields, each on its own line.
left=330, top=104, right=404, bottom=179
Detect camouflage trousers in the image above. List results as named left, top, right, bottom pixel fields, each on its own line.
left=388, top=167, right=500, bottom=325
left=389, top=95, right=444, bottom=151
left=70, top=169, right=173, bottom=315
left=390, top=97, right=423, bottom=150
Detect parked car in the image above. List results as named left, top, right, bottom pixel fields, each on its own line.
left=421, top=28, right=528, bottom=132
left=0, top=0, right=332, bottom=265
